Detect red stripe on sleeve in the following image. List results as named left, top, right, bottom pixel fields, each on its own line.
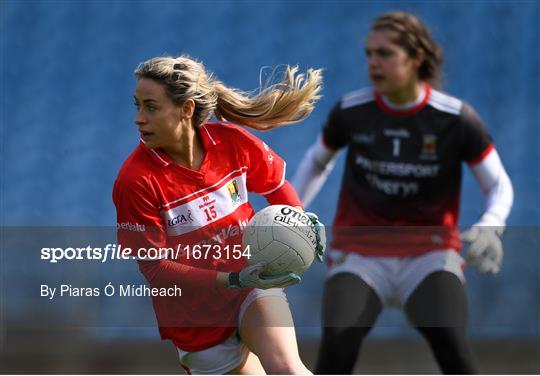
left=264, top=180, right=303, bottom=208
left=468, top=143, right=495, bottom=166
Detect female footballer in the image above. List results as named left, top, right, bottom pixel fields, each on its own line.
left=292, top=11, right=513, bottom=374
left=113, top=55, right=325, bottom=374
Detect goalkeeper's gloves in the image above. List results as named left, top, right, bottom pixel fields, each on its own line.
left=461, top=226, right=504, bottom=275
left=305, top=212, right=326, bottom=262
left=227, top=263, right=301, bottom=289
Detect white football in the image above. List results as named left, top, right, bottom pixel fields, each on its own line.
left=243, top=205, right=317, bottom=277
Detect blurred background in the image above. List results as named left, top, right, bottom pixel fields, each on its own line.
left=1, top=0, right=539, bottom=373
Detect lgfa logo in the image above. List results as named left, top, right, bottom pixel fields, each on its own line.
left=167, top=210, right=194, bottom=227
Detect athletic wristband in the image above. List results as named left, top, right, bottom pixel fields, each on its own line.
left=228, top=272, right=241, bottom=288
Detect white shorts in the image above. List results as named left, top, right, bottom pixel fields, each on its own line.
left=177, top=288, right=286, bottom=375
left=327, top=249, right=465, bottom=308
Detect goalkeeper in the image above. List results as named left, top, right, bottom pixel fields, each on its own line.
left=292, top=11, right=513, bottom=374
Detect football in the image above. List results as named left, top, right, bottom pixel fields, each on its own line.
left=242, top=205, right=317, bottom=277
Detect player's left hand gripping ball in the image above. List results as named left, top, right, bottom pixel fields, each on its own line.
left=228, top=263, right=301, bottom=289
left=306, top=212, right=326, bottom=262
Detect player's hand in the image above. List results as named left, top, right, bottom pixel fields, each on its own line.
left=306, top=212, right=326, bottom=262
left=228, top=263, right=301, bottom=289
left=461, top=226, right=504, bottom=275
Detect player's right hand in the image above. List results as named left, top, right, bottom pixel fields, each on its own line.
left=228, top=263, right=301, bottom=289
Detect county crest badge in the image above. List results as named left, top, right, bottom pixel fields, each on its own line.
left=420, top=134, right=438, bottom=160
left=228, top=180, right=241, bottom=202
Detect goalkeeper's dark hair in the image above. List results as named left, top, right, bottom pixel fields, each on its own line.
left=134, top=55, right=323, bottom=130
left=372, top=12, right=443, bottom=88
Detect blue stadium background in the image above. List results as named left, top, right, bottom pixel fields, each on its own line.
left=1, top=0, right=539, bottom=372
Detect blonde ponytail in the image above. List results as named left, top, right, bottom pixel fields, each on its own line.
left=213, top=66, right=322, bottom=130
left=135, top=55, right=322, bottom=130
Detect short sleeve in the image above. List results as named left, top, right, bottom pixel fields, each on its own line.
left=234, top=127, right=286, bottom=195
left=112, top=176, right=167, bottom=258
left=460, top=103, right=493, bottom=163
left=322, top=102, right=349, bottom=150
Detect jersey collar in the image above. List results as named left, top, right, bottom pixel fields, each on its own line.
left=374, top=82, right=431, bottom=116
left=199, top=123, right=221, bottom=149
left=140, top=123, right=221, bottom=167
left=140, top=140, right=173, bottom=167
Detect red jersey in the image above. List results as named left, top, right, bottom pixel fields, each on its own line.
left=113, top=122, right=294, bottom=352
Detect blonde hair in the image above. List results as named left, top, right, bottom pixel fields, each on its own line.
left=134, top=55, right=323, bottom=130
